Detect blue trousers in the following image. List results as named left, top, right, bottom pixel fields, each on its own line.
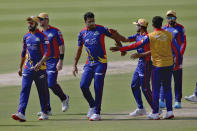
left=160, top=68, right=182, bottom=102
left=131, top=60, right=152, bottom=109
left=80, top=63, right=107, bottom=114
left=151, top=66, right=173, bottom=113
left=46, top=58, right=67, bottom=111
left=17, top=68, right=49, bottom=115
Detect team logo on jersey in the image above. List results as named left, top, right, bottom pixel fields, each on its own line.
left=35, top=37, right=40, bottom=42
left=48, top=33, right=53, bottom=38
left=94, top=31, right=99, bottom=36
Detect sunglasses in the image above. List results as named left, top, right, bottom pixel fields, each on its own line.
left=166, top=16, right=176, bottom=20
left=38, top=17, right=45, bottom=21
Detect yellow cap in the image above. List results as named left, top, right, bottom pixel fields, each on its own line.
left=133, top=18, right=148, bottom=27
left=26, top=16, right=39, bottom=23
left=166, top=10, right=176, bottom=17
left=38, top=13, right=49, bottom=19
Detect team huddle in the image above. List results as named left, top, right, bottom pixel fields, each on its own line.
left=11, top=10, right=196, bottom=122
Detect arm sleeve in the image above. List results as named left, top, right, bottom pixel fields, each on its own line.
left=171, top=38, right=182, bottom=65
left=128, top=34, right=137, bottom=42
left=42, top=35, right=51, bottom=57
left=78, top=32, right=84, bottom=46
left=21, top=36, right=27, bottom=58
left=180, top=27, right=186, bottom=56
left=56, top=29, right=64, bottom=46
left=120, top=36, right=150, bottom=52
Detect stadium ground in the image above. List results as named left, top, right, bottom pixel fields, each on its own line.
left=0, top=0, right=197, bottom=130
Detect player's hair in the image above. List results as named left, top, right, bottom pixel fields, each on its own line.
left=84, top=12, right=94, bottom=22
left=141, top=26, right=147, bottom=31
left=152, top=16, right=163, bottom=28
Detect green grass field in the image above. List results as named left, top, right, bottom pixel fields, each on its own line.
left=0, top=0, right=197, bottom=130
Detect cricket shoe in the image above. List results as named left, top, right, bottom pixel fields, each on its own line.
left=163, top=111, right=174, bottom=119
left=62, top=95, right=69, bottom=112
left=129, top=108, right=146, bottom=117
left=37, top=110, right=52, bottom=116
left=89, top=114, right=101, bottom=121
left=174, top=102, right=182, bottom=109
left=12, top=112, right=26, bottom=122
left=147, top=113, right=160, bottom=120
left=38, top=112, right=48, bottom=120
left=87, top=107, right=95, bottom=118
left=185, top=94, right=197, bottom=102
left=159, top=100, right=166, bottom=108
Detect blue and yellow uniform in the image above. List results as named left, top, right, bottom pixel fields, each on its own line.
left=42, top=25, right=67, bottom=111
left=160, top=23, right=186, bottom=103
left=127, top=32, right=152, bottom=110
left=120, top=29, right=181, bottom=113
left=78, top=24, right=112, bottom=114
left=18, top=29, right=50, bottom=115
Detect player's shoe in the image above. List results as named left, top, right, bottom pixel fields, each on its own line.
left=37, top=110, right=52, bottom=116
left=174, top=102, right=182, bottom=109
left=38, top=112, right=48, bottom=120
left=163, top=111, right=174, bottom=119
left=89, top=114, right=101, bottom=121
left=86, top=107, right=95, bottom=118
left=11, top=112, right=26, bottom=122
left=129, top=108, right=146, bottom=117
left=159, top=100, right=166, bottom=108
left=147, top=113, right=160, bottom=120
left=185, top=94, right=197, bottom=102
left=62, top=95, right=69, bottom=112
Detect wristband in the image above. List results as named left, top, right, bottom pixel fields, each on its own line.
left=59, top=54, right=64, bottom=60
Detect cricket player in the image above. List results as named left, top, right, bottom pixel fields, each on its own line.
left=159, top=10, right=186, bottom=109
left=12, top=16, right=51, bottom=121
left=37, top=13, right=69, bottom=115
left=110, top=16, right=182, bottom=120
left=112, top=19, right=152, bottom=117
left=73, top=12, right=123, bottom=121
left=185, top=82, right=197, bottom=102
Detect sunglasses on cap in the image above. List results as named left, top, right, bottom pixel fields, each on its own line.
left=166, top=16, right=176, bottom=20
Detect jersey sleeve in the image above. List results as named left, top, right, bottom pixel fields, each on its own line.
left=78, top=32, right=84, bottom=46
left=120, top=36, right=150, bottom=52
left=56, top=29, right=64, bottom=46
left=180, top=27, right=186, bottom=56
left=41, top=35, right=51, bottom=57
left=103, top=27, right=112, bottom=37
left=171, top=37, right=182, bottom=67
left=128, top=34, right=137, bottom=42
left=21, top=36, right=27, bottom=58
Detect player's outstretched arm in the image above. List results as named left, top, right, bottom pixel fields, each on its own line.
left=110, top=46, right=121, bottom=52
left=109, top=29, right=131, bottom=42
left=73, top=46, right=83, bottom=77
left=130, top=51, right=151, bottom=60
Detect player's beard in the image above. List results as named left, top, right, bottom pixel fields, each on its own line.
left=28, top=25, right=37, bottom=32
left=136, top=26, right=140, bottom=33
left=169, top=21, right=176, bottom=27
